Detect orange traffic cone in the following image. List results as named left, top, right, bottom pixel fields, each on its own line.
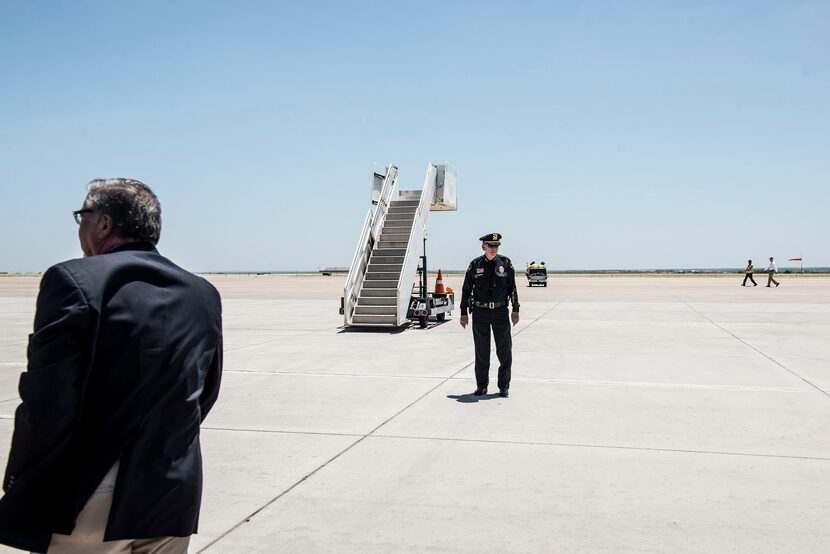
left=434, top=269, right=446, bottom=295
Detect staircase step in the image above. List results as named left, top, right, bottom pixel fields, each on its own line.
left=367, top=264, right=403, bottom=273
left=381, top=227, right=410, bottom=234
left=385, top=212, right=414, bottom=220
left=384, top=220, right=412, bottom=228
left=380, top=233, right=410, bottom=242
left=390, top=200, right=419, bottom=207
left=370, top=255, right=405, bottom=265
left=397, top=191, right=421, bottom=201
left=355, top=305, right=397, bottom=315
left=366, top=271, right=401, bottom=280
left=373, top=248, right=406, bottom=257
left=357, top=296, right=397, bottom=306
left=376, top=242, right=408, bottom=250
left=352, top=314, right=397, bottom=325
left=359, top=288, right=397, bottom=297
left=387, top=208, right=417, bottom=216
left=363, top=279, right=398, bottom=288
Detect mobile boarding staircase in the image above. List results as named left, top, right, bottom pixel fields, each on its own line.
left=343, top=162, right=457, bottom=327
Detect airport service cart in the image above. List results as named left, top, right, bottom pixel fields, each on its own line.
left=407, top=252, right=454, bottom=328
left=527, top=266, right=548, bottom=287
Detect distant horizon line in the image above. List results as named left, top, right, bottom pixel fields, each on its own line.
left=206, top=266, right=829, bottom=275
left=3, top=267, right=828, bottom=276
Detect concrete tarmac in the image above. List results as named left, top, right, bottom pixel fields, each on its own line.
left=1, top=275, right=829, bottom=553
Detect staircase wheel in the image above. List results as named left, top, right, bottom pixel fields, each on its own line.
left=436, top=313, right=446, bottom=322
left=419, top=316, right=428, bottom=328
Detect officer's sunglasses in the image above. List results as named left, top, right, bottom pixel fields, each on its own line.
left=483, top=242, right=500, bottom=248
left=73, top=209, right=94, bottom=224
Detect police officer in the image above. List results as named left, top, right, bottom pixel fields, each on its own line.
left=459, top=233, right=520, bottom=398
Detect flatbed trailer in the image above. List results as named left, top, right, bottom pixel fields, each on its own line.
left=408, top=292, right=454, bottom=328
left=406, top=247, right=454, bottom=328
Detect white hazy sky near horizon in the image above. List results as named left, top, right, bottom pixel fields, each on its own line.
left=1, top=1, right=827, bottom=273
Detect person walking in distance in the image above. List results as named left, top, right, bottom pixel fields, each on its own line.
left=766, top=256, right=780, bottom=287
left=459, top=233, right=520, bottom=398
left=0, top=179, right=223, bottom=553
left=742, top=259, right=757, bottom=286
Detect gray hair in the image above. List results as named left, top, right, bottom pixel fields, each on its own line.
left=85, top=178, right=162, bottom=244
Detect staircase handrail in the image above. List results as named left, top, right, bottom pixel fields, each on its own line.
left=343, top=164, right=398, bottom=325
left=343, top=208, right=373, bottom=325
left=395, top=163, right=438, bottom=325
left=370, top=165, right=398, bottom=242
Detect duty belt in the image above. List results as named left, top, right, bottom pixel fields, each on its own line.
left=473, top=300, right=507, bottom=309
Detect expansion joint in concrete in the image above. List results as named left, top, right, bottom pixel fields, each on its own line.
left=370, top=434, right=830, bottom=462
left=681, top=301, right=829, bottom=399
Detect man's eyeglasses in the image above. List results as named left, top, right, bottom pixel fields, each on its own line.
left=73, top=209, right=94, bottom=224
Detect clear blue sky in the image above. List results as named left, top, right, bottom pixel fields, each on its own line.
left=1, top=1, right=827, bottom=272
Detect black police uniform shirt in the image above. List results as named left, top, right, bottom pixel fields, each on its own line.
left=460, top=254, right=520, bottom=315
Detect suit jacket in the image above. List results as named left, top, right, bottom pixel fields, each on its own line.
left=0, top=242, right=223, bottom=552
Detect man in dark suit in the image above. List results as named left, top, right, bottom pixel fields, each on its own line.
left=0, top=179, right=223, bottom=553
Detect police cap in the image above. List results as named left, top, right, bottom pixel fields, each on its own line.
left=479, top=232, right=502, bottom=246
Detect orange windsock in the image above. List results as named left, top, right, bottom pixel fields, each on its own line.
left=434, top=269, right=446, bottom=295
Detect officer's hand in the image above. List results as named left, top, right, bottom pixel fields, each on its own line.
left=511, top=311, right=520, bottom=326
left=459, top=315, right=468, bottom=329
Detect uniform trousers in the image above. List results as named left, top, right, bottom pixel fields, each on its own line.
left=471, top=306, right=512, bottom=391
left=742, top=273, right=757, bottom=286
left=44, top=461, right=190, bottom=554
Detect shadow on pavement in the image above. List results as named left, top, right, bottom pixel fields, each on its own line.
left=337, top=324, right=410, bottom=335
left=337, top=319, right=450, bottom=334
left=447, top=393, right=500, bottom=403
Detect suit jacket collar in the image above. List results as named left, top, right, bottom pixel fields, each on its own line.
left=106, top=242, right=158, bottom=255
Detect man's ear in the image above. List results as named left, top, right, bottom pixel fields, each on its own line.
left=97, top=213, right=115, bottom=236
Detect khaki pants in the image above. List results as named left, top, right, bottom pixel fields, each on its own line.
left=45, top=462, right=190, bottom=554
